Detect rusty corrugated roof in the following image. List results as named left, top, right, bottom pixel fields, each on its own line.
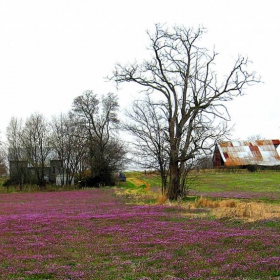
left=217, top=140, right=280, bottom=166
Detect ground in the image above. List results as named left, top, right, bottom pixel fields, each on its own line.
left=0, top=188, right=279, bottom=279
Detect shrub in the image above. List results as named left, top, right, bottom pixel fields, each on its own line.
left=2, top=179, right=13, bottom=187
left=81, top=175, right=115, bottom=187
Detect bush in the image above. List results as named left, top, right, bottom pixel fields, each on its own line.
left=80, top=175, right=115, bottom=187
left=2, top=179, right=13, bottom=187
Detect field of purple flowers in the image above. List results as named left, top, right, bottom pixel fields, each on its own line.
left=0, top=189, right=279, bottom=279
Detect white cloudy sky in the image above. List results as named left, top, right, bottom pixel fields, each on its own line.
left=0, top=0, right=279, bottom=141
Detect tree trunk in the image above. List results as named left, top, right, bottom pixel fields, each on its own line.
left=167, top=161, right=180, bottom=200
left=20, top=175, right=23, bottom=192
left=161, top=174, right=167, bottom=195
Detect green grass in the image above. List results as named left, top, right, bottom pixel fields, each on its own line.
left=193, top=170, right=280, bottom=193
left=122, top=170, right=280, bottom=205
left=260, top=219, right=280, bottom=230
left=139, top=173, right=162, bottom=187
left=125, top=170, right=280, bottom=193
left=125, top=171, right=162, bottom=188
left=116, top=181, right=136, bottom=189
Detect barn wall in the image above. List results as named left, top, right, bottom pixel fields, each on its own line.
left=213, top=146, right=224, bottom=168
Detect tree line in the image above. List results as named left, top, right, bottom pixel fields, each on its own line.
left=4, top=91, right=126, bottom=190
left=0, top=24, right=259, bottom=200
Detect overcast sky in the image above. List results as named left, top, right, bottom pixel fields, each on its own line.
left=1, top=0, right=280, bottom=141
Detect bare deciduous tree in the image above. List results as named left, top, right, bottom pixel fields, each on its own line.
left=21, top=113, right=51, bottom=188
left=72, top=91, right=126, bottom=185
left=0, top=134, right=7, bottom=176
left=111, top=24, right=260, bottom=200
left=123, top=94, right=169, bottom=194
left=6, top=117, right=26, bottom=189
left=50, top=113, right=88, bottom=185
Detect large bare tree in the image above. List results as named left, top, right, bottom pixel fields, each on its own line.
left=111, top=24, right=260, bottom=200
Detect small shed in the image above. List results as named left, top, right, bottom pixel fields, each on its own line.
left=213, top=140, right=280, bottom=168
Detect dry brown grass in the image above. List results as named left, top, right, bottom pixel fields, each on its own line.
left=156, top=194, right=168, bottom=205
left=187, top=197, right=280, bottom=221
left=194, top=196, right=221, bottom=208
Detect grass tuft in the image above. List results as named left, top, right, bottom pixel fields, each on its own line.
left=194, top=196, right=220, bottom=208
left=156, top=194, right=168, bottom=205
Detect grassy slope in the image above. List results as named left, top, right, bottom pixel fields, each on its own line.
left=125, top=170, right=280, bottom=193
left=194, top=171, right=280, bottom=193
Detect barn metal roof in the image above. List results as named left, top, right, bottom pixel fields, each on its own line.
left=216, top=140, right=280, bottom=166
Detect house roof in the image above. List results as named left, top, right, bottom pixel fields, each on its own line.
left=216, top=140, right=280, bottom=166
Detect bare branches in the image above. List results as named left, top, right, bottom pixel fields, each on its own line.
left=111, top=23, right=260, bottom=200
left=6, top=92, right=126, bottom=187
left=72, top=91, right=126, bottom=181
left=123, top=95, right=169, bottom=192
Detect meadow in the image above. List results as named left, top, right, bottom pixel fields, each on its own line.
left=0, top=171, right=279, bottom=279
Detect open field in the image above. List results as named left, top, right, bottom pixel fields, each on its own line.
left=121, top=170, right=280, bottom=222
left=125, top=170, right=280, bottom=201
left=190, top=171, right=280, bottom=201
left=0, top=187, right=279, bottom=279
